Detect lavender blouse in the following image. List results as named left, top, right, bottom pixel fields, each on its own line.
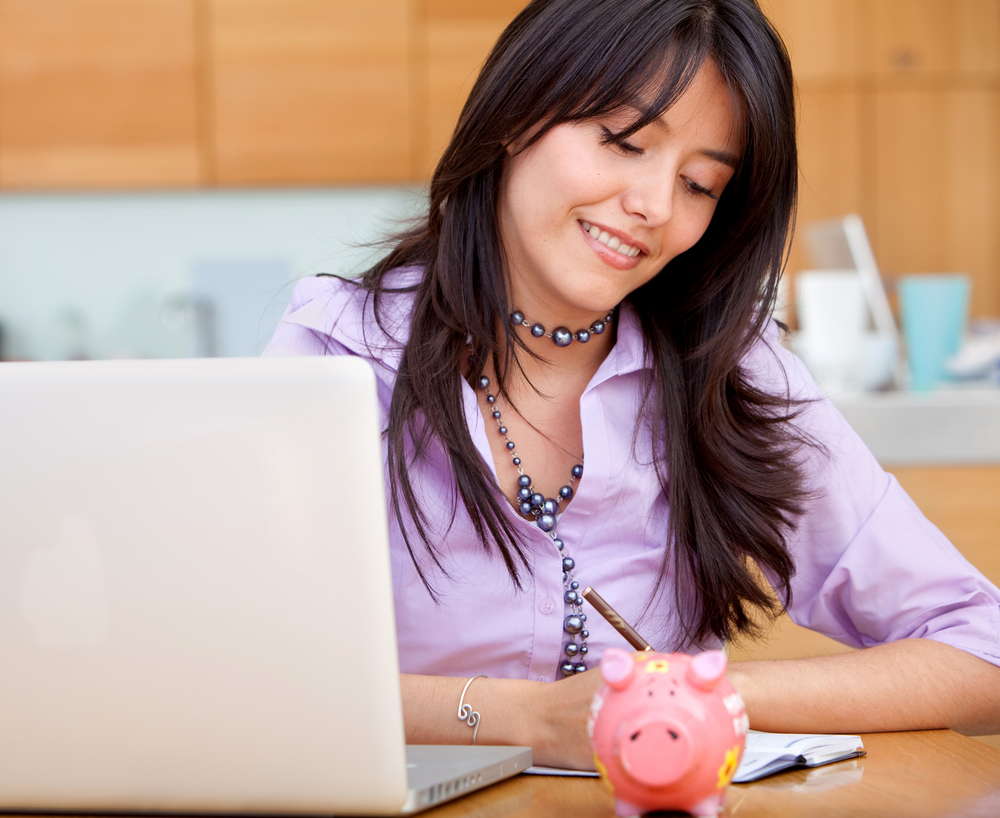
left=264, top=272, right=1000, bottom=681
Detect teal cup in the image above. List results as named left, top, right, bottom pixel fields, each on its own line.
left=898, top=274, right=970, bottom=392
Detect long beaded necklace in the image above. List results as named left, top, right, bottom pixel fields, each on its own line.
left=476, top=374, right=590, bottom=677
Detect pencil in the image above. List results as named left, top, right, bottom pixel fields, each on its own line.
left=581, top=586, right=655, bottom=652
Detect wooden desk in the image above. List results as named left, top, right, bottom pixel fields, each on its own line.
left=0, top=731, right=994, bottom=817
left=427, top=731, right=1000, bottom=818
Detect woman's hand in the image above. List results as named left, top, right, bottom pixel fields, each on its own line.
left=527, top=669, right=604, bottom=769
left=401, top=669, right=604, bottom=770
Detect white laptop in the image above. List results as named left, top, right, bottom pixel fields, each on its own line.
left=0, top=356, right=530, bottom=814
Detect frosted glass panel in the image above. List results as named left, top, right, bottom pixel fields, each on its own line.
left=0, top=187, right=424, bottom=361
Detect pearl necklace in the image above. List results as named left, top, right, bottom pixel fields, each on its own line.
left=511, top=309, right=615, bottom=348
left=476, top=375, right=589, bottom=677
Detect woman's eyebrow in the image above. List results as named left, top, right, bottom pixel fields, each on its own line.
left=701, top=147, right=740, bottom=170
left=646, top=116, right=741, bottom=169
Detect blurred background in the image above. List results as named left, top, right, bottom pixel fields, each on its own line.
left=0, top=0, right=998, bottom=740
left=0, top=0, right=997, bottom=362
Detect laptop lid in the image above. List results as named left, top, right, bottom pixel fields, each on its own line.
left=0, top=356, right=528, bottom=814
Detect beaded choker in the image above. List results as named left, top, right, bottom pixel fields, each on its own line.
left=511, top=309, right=615, bottom=348
left=476, top=375, right=589, bottom=677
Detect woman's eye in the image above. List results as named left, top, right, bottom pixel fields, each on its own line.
left=600, top=128, right=643, bottom=156
left=614, top=139, right=643, bottom=156
left=684, top=177, right=719, bottom=201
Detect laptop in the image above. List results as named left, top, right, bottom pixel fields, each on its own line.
left=0, top=356, right=531, bottom=814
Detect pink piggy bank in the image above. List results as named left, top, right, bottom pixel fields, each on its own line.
left=587, top=648, right=748, bottom=818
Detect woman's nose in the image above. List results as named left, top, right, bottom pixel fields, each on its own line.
left=621, top=167, right=675, bottom=226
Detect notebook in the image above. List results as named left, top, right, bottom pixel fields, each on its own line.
left=0, top=356, right=530, bottom=814
left=732, top=731, right=865, bottom=783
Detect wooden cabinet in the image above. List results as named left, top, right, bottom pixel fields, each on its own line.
left=766, top=0, right=1000, bottom=318
left=788, top=88, right=866, bottom=275
left=415, top=0, right=523, bottom=178
left=873, top=88, right=1000, bottom=316
left=762, top=1, right=865, bottom=277
left=0, top=0, right=202, bottom=188
left=207, top=0, right=412, bottom=184
left=765, top=0, right=863, bottom=83
left=868, top=0, right=1000, bottom=79
left=866, top=0, right=1000, bottom=318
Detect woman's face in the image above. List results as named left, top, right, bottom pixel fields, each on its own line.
left=498, top=60, right=741, bottom=325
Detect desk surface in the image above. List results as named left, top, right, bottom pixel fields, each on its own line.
left=0, top=730, right=995, bottom=817
left=428, top=730, right=1000, bottom=818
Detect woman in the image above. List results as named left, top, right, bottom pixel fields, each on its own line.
left=266, top=0, right=1000, bottom=769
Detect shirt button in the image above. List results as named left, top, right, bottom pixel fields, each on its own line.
left=540, top=599, right=556, bottom=614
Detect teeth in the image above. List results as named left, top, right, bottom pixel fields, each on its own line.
left=580, top=221, right=640, bottom=258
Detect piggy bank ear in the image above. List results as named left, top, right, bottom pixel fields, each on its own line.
left=599, top=647, right=636, bottom=690
left=686, top=650, right=728, bottom=691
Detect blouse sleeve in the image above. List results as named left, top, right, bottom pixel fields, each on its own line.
left=746, top=321, right=1000, bottom=667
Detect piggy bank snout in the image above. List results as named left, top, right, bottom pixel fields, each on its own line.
left=617, top=716, right=693, bottom=788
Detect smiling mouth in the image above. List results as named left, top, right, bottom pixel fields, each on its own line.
left=580, top=221, right=642, bottom=258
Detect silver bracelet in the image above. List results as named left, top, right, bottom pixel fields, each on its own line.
left=457, top=674, right=487, bottom=745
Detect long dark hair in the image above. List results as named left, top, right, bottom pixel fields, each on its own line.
left=361, top=0, right=807, bottom=647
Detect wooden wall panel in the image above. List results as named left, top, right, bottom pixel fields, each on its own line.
left=789, top=88, right=866, bottom=277
left=764, top=0, right=862, bottom=84
left=0, top=0, right=201, bottom=188
left=765, top=2, right=867, bottom=303
left=869, top=0, right=1000, bottom=79
left=208, top=0, right=411, bottom=184
left=415, top=0, right=525, bottom=178
left=874, top=89, right=1000, bottom=317
left=767, top=0, right=1000, bottom=322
